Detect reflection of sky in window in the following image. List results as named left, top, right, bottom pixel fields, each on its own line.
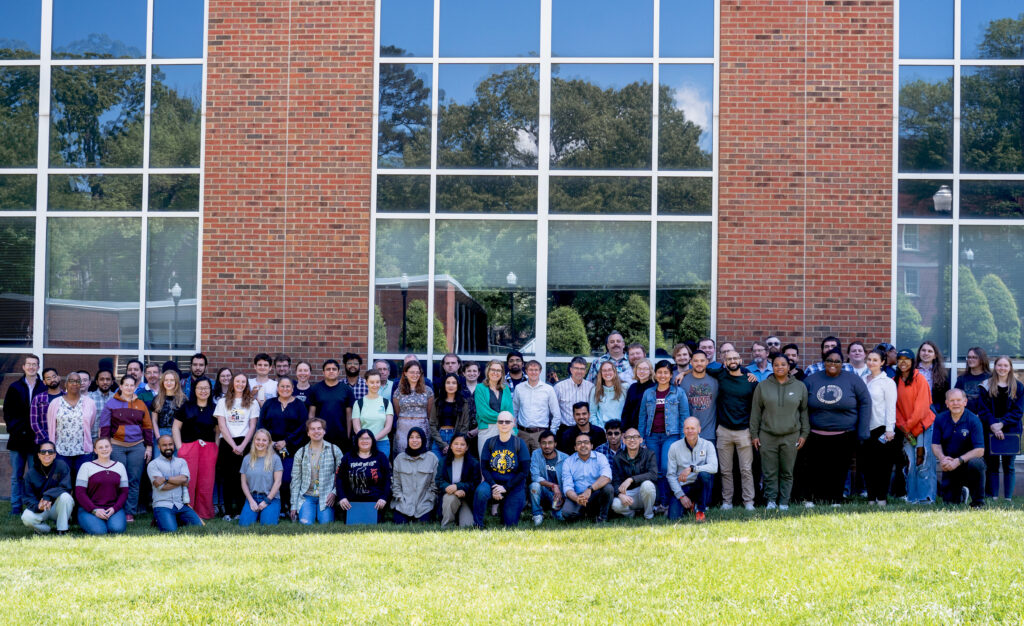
left=552, top=0, right=652, bottom=57
left=660, top=0, right=713, bottom=57
left=439, top=64, right=536, bottom=105
left=900, top=0, right=953, bottom=59
left=440, top=0, right=539, bottom=57
left=94, top=70, right=144, bottom=129
left=899, top=65, right=952, bottom=89
left=154, top=65, right=202, bottom=107
left=962, top=0, right=1024, bottom=59
left=380, top=0, right=432, bottom=57
left=661, top=64, right=712, bottom=152
left=0, top=1, right=41, bottom=57
left=52, top=0, right=146, bottom=58
left=154, top=0, right=204, bottom=58
left=552, top=63, right=651, bottom=90
left=378, top=62, right=432, bottom=118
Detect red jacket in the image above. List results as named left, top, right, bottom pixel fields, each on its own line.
left=896, top=372, right=934, bottom=437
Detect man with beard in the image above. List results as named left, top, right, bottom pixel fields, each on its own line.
left=274, top=354, right=293, bottom=381
left=149, top=435, right=204, bottom=531
left=30, top=368, right=64, bottom=445
left=181, top=353, right=212, bottom=399
left=678, top=351, right=719, bottom=443
left=341, top=353, right=367, bottom=401
left=782, top=344, right=806, bottom=381
left=587, top=332, right=633, bottom=385
left=4, top=354, right=45, bottom=516
left=88, top=369, right=116, bottom=440
left=504, top=350, right=527, bottom=391
left=434, top=353, right=468, bottom=397
left=709, top=350, right=759, bottom=511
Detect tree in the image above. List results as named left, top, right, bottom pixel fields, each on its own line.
left=957, top=266, right=998, bottom=352
left=0, top=66, right=38, bottom=168
left=546, top=306, right=589, bottom=355
left=980, top=274, right=1022, bottom=355
left=374, top=305, right=388, bottom=352
left=616, top=294, right=666, bottom=354
left=405, top=299, right=447, bottom=353
left=674, top=291, right=711, bottom=344
left=898, top=76, right=953, bottom=172
left=896, top=293, right=925, bottom=348
left=377, top=48, right=431, bottom=168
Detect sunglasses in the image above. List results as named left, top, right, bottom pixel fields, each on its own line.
left=38, top=450, right=56, bottom=455
left=497, top=420, right=513, bottom=425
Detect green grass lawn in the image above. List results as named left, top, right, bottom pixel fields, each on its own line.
left=0, top=500, right=1022, bottom=624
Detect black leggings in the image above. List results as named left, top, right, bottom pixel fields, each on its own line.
left=217, top=437, right=249, bottom=516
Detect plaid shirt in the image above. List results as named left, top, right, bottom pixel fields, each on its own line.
left=343, top=377, right=368, bottom=401
left=30, top=390, right=64, bottom=445
left=87, top=389, right=115, bottom=439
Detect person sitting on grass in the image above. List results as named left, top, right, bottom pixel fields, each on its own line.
left=474, top=411, right=531, bottom=529
left=337, top=429, right=391, bottom=524
left=290, top=418, right=343, bottom=525
left=21, top=441, right=74, bottom=535
left=560, top=432, right=614, bottom=523
left=529, top=430, right=567, bottom=526
left=667, top=417, right=718, bottom=522
left=75, top=437, right=128, bottom=535
left=239, top=429, right=284, bottom=527
left=148, top=435, right=204, bottom=532
left=391, top=427, right=438, bottom=524
left=610, top=427, right=658, bottom=520
left=437, top=433, right=479, bottom=528
left=931, top=388, right=987, bottom=508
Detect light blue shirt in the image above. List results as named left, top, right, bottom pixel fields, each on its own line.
left=589, top=385, right=626, bottom=428
left=561, top=451, right=612, bottom=495
left=745, top=362, right=773, bottom=382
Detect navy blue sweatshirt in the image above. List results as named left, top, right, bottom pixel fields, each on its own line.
left=481, top=435, right=531, bottom=491
left=804, top=371, right=872, bottom=440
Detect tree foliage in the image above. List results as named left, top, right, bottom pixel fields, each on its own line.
left=896, top=292, right=925, bottom=348
left=405, top=299, right=448, bottom=353
left=374, top=305, right=388, bottom=353
left=547, top=306, right=590, bottom=355
left=957, top=266, right=998, bottom=352
left=980, top=274, right=1021, bottom=354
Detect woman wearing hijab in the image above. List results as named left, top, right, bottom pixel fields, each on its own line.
left=436, top=433, right=479, bottom=527
left=336, top=429, right=391, bottom=522
left=391, top=427, right=437, bottom=523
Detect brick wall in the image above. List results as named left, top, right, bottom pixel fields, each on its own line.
left=717, top=0, right=893, bottom=360
left=202, top=0, right=375, bottom=373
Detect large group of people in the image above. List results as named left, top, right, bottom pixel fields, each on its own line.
left=3, top=333, right=1019, bottom=534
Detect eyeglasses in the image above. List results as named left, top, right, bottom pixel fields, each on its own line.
left=38, top=450, right=56, bottom=455
left=497, top=420, right=513, bottom=425
left=623, top=435, right=641, bottom=440
left=767, top=341, right=781, bottom=346
left=824, top=359, right=843, bottom=365
left=66, top=378, right=82, bottom=384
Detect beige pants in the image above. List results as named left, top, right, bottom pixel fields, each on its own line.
left=518, top=429, right=543, bottom=453
left=440, top=493, right=474, bottom=527
left=611, top=480, right=657, bottom=519
left=717, top=426, right=754, bottom=505
left=21, top=492, right=74, bottom=533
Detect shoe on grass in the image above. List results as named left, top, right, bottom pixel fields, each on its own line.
left=532, top=514, right=543, bottom=526
left=695, top=511, right=706, bottom=523
left=720, top=503, right=733, bottom=511
left=803, top=501, right=814, bottom=508
left=126, top=514, right=135, bottom=522
left=962, top=487, right=970, bottom=504
left=766, top=501, right=777, bottom=510
left=744, top=503, right=755, bottom=511
left=779, top=504, right=789, bottom=511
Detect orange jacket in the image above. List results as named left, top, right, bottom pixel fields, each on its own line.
left=896, top=372, right=934, bottom=437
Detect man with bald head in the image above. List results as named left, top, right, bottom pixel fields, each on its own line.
left=666, top=417, right=718, bottom=521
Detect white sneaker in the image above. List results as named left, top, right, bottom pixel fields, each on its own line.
left=744, top=503, right=755, bottom=511
left=803, top=501, right=815, bottom=509
left=875, top=500, right=886, bottom=507
left=962, top=487, right=970, bottom=504
left=532, top=514, right=543, bottom=526
left=223, top=514, right=233, bottom=522
left=766, top=501, right=778, bottom=510
left=720, top=503, right=733, bottom=510
left=831, top=502, right=842, bottom=508
left=779, top=504, right=789, bottom=511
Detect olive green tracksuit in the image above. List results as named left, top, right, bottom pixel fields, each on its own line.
left=750, top=376, right=809, bottom=505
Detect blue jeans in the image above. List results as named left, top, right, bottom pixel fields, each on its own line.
left=297, top=494, right=334, bottom=525
left=8, top=450, right=28, bottom=515
left=669, top=471, right=714, bottom=518
left=110, top=443, right=147, bottom=515
left=58, top=453, right=92, bottom=479
left=528, top=481, right=564, bottom=519
left=153, top=504, right=203, bottom=532
left=904, top=426, right=936, bottom=503
left=472, top=482, right=527, bottom=528
left=376, top=437, right=391, bottom=459
left=644, top=433, right=680, bottom=507
left=238, top=493, right=281, bottom=526
left=985, top=453, right=1016, bottom=499
left=78, top=508, right=127, bottom=535
left=431, top=428, right=456, bottom=462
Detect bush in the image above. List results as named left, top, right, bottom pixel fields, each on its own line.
left=896, top=293, right=924, bottom=348
left=980, top=274, right=1022, bottom=355
left=405, top=299, right=448, bottom=353
left=374, top=305, right=388, bottom=352
left=547, top=306, right=590, bottom=355
left=617, top=294, right=667, bottom=354
left=676, top=292, right=711, bottom=344
left=958, top=266, right=998, bottom=353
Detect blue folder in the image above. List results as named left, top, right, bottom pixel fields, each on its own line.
left=346, top=502, right=379, bottom=525
left=989, top=434, right=1021, bottom=456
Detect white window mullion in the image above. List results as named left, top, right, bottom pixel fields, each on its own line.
left=33, top=0, right=54, bottom=360
left=137, top=0, right=155, bottom=356
left=535, top=0, right=552, bottom=367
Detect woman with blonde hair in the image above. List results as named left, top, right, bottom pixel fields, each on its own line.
left=152, top=369, right=186, bottom=446
left=977, top=356, right=1024, bottom=500
left=621, top=359, right=655, bottom=431
left=589, top=361, right=626, bottom=428
left=474, top=359, right=513, bottom=456
left=238, top=428, right=283, bottom=526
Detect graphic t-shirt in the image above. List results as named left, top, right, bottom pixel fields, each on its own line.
left=214, top=397, right=260, bottom=439
left=680, top=374, right=719, bottom=440
left=652, top=388, right=669, bottom=434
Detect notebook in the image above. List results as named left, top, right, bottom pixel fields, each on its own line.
left=345, top=501, right=379, bottom=525
left=989, top=434, right=1021, bottom=456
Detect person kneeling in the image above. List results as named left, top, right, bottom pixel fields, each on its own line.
left=667, top=417, right=718, bottom=522
left=239, top=429, right=283, bottom=527
left=529, top=430, right=567, bottom=525
left=437, top=433, right=478, bottom=527
left=560, top=433, right=614, bottom=523
left=473, top=411, right=531, bottom=528
left=392, top=428, right=438, bottom=523
left=75, top=438, right=129, bottom=535
left=610, top=428, right=658, bottom=519
left=148, top=435, right=203, bottom=532
left=932, top=388, right=987, bottom=508
left=22, top=441, right=74, bottom=535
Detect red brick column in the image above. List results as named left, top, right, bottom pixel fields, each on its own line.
left=202, top=0, right=374, bottom=372
left=717, top=0, right=893, bottom=358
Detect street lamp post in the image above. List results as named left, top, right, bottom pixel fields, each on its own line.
left=400, top=273, right=409, bottom=352
left=506, top=271, right=517, bottom=348
left=168, top=279, right=182, bottom=350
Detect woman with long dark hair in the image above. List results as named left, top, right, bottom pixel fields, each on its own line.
left=393, top=361, right=434, bottom=455
left=437, top=433, right=479, bottom=527
left=955, top=346, right=990, bottom=409
left=895, top=349, right=936, bottom=504
left=336, top=429, right=391, bottom=522
left=173, top=378, right=219, bottom=519
left=917, top=340, right=950, bottom=413
left=862, top=349, right=897, bottom=505
left=430, top=374, right=472, bottom=460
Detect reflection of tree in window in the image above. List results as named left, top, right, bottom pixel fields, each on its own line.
left=150, top=66, right=202, bottom=168
left=898, top=74, right=953, bottom=173
left=550, top=75, right=652, bottom=169
left=0, top=67, right=39, bottom=167
left=0, top=219, right=34, bottom=345
left=47, top=219, right=140, bottom=302
left=961, top=64, right=1024, bottom=173
left=377, top=48, right=431, bottom=168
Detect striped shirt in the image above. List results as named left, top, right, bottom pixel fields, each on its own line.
left=554, top=378, right=595, bottom=427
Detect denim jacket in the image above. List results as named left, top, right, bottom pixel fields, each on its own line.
left=638, top=385, right=690, bottom=437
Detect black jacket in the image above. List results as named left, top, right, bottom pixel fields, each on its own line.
left=3, top=377, right=46, bottom=454
left=621, top=380, right=654, bottom=431
left=22, top=457, right=72, bottom=513
left=436, top=453, right=481, bottom=495
left=610, top=447, right=658, bottom=492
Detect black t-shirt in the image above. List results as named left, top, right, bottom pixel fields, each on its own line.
left=176, top=402, right=218, bottom=443
left=545, top=456, right=558, bottom=483
left=307, top=381, right=355, bottom=446
left=438, top=400, right=458, bottom=428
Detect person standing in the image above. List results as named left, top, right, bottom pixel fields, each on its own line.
left=87, top=369, right=116, bottom=440
left=181, top=352, right=212, bottom=400
left=352, top=371, right=395, bottom=458
left=99, top=374, right=154, bottom=522
left=976, top=356, right=1023, bottom=500
left=710, top=350, right=758, bottom=511
left=393, top=360, right=434, bottom=455
left=4, top=354, right=45, bottom=516
left=586, top=331, right=633, bottom=385
left=151, top=370, right=186, bottom=445
left=746, top=342, right=772, bottom=382
left=30, top=368, right=64, bottom=445
left=306, top=359, right=355, bottom=449
left=513, top=361, right=561, bottom=453
left=955, top=347, right=991, bottom=410
left=639, top=361, right=690, bottom=512
left=677, top=351, right=718, bottom=443
left=895, top=349, right=936, bottom=504
left=553, top=357, right=595, bottom=429
left=847, top=342, right=869, bottom=379
left=621, top=359, right=655, bottom=431
left=589, top=361, right=627, bottom=428
left=172, top=378, right=219, bottom=520
left=750, top=354, right=808, bottom=510
left=214, top=373, right=260, bottom=520
left=342, top=352, right=368, bottom=401
left=474, top=360, right=514, bottom=456
left=248, top=353, right=277, bottom=407
left=861, top=349, right=897, bottom=505
left=430, top=374, right=472, bottom=460
left=916, top=340, right=950, bottom=413
left=293, top=361, right=314, bottom=405
left=46, top=372, right=97, bottom=477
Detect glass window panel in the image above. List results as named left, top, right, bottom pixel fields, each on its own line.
left=0, top=67, right=39, bottom=167
left=658, top=177, right=712, bottom=215
left=52, top=0, right=146, bottom=59
left=549, top=176, right=650, bottom=214
left=898, top=66, right=953, bottom=173
left=146, top=218, right=198, bottom=350
left=48, top=174, right=143, bottom=211
left=0, top=0, right=41, bottom=59
left=659, top=64, right=713, bottom=170
left=150, top=65, right=202, bottom=167
left=50, top=65, right=146, bottom=168
left=377, top=175, right=429, bottom=212
left=39, top=354, right=122, bottom=382
left=896, top=223, right=951, bottom=357
left=440, top=0, right=540, bottom=57
left=547, top=221, right=650, bottom=355
left=961, top=66, right=1024, bottom=174
left=437, top=175, right=536, bottom=213
left=380, top=0, right=433, bottom=57
left=552, top=0, right=653, bottom=58
left=45, top=217, right=141, bottom=349
left=0, top=175, right=36, bottom=211
left=897, top=179, right=954, bottom=218
left=149, top=174, right=200, bottom=211
left=0, top=218, right=35, bottom=346
left=438, top=64, right=539, bottom=169
left=961, top=180, right=1024, bottom=219
left=962, top=0, right=1024, bottom=60
left=551, top=64, right=652, bottom=169
left=959, top=225, right=1024, bottom=358
left=377, top=63, right=432, bottom=168
left=657, top=222, right=711, bottom=348
left=899, top=0, right=953, bottom=59
left=435, top=220, right=537, bottom=355
left=660, top=0, right=713, bottom=58
left=153, top=0, right=204, bottom=59
left=374, top=219, right=430, bottom=353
